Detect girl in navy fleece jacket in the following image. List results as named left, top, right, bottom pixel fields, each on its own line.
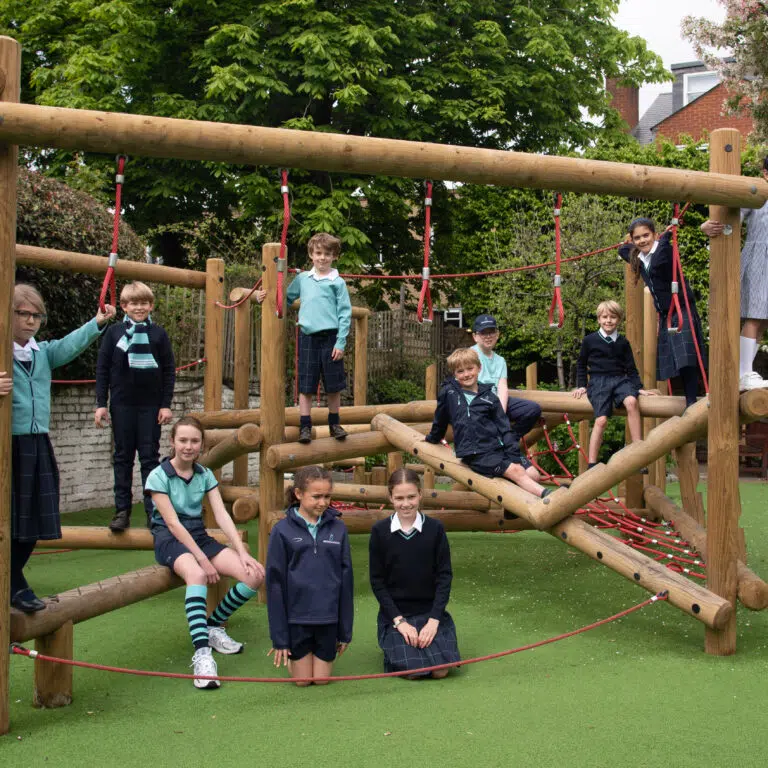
left=267, top=465, right=353, bottom=685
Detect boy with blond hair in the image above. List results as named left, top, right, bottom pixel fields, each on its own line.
left=572, top=300, right=654, bottom=468
left=287, top=232, right=352, bottom=444
left=95, top=281, right=175, bottom=531
left=425, top=348, right=550, bottom=497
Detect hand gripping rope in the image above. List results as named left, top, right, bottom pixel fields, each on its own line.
left=98, top=155, right=127, bottom=312
left=416, top=180, right=434, bottom=324
left=548, top=192, right=565, bottom=329
left=9, top=592, right=667, bottom=685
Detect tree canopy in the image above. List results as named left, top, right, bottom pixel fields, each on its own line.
left=2, top=0, right=669, bottom=290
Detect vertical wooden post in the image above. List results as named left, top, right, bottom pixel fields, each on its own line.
left=578, top=422, right=590, bottom=476
left=525, top=363, right=537, bottom=391
left=643, top=287, right=659, bottom=487
left=423, top=363, right=438, bottom=490
left=203, top=258, right=227, bottom=611
left=258, top=244, right=286, bottom=599
left=705, top=128, right=742, bottom=656
left=673, top=443, right=705, bottom=524
left=33, top=622, right=74, bottom=708
left=0, top=35, right=21, bottom=737
left=387, top=451, right=403, bottom=477
left=624, top=262, right=645, bottom=508
left=232, top=290, right=252, bottom=487
left=353, top=314, right=368, bottom=485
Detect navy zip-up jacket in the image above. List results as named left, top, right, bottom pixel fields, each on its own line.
left=425, top=378, right=513, bottom=458
left=266, top=505, right=354, bottom=650
left=618, top=231, right=698, bottom=315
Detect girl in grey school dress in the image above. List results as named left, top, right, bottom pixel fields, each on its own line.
left=701, top=156, right=768, bottom=390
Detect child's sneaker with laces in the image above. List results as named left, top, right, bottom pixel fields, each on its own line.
left=191, top=647, right=220, bottom=689
left=208, top=625, right=244, bottom=655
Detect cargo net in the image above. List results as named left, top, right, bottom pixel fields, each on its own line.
left=524, top=414, right=706, bottom=581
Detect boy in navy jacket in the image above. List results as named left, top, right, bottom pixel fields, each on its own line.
left=572, top=300, right=655, bottom=468
left=95, top=281, right=175, bottom=531
left=425, top=348, right=549, bottom=498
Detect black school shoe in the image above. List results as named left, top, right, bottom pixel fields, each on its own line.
left=298, top=425, right=313, bottom=444
left=329, top=423, right=348, bottom=440
left=109, top=509, right=131, bottom=532
left=11, top=588, right=46, bottom=613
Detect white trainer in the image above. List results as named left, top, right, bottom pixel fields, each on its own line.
left=191, top=647, right=220, bottom=689
left=208, top=625, right=244, bottom=655
left=739, top=371, right=768, bottom=391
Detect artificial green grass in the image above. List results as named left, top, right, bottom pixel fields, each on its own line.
left=3, top=483, right=768, bottom=767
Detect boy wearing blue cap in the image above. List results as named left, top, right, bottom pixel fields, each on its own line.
left=471, top=314, right=542, bottom=456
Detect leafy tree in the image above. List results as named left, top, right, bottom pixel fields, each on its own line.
left=682, top=2, right=768, bottom=143
left=2, top=0, right=669, bottom=293
left=16, top=168, right=145, bottom=378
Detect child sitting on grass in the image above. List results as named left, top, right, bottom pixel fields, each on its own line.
left=425, top=348, right=549, bottom=498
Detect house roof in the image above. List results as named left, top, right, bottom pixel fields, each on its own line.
left=632, top=92, right=674, bottom=145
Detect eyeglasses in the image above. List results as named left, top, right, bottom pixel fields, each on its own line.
left=14, top=310, right=47, bottom=322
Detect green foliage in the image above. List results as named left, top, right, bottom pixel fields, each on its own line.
left=369, top=372, right=426, bottom=406
left=15, top=168, right=145, bottom=379
left=3, top=0, right=669, bottom=293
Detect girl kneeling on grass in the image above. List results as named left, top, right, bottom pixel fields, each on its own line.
left=267, top=465, right=353, bottom=685
left=146, top=416, right=265, bottom=690
left=369, top=469, right=460, bottom=679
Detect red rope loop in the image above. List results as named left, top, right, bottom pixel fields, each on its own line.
left=98, top=155, right=127, bottom=312
left=548, top=192, right=565, bottom=329
left=275, top=168, right=291, bottom=319
left=9, top=592, right=666, bottom=684
left=416, top=180, right=434, bottom=324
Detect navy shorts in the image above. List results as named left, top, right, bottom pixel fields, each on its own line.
left=587, top=375, right=639, bottom=419
left=298, top=329, right=347, bottom=395
left=153, top=520, right=226, bottom=569
left=462, top=447, right=531, bottom=478
left=289, top=623, right=338, bottom=662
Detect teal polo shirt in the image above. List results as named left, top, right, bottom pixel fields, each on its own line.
left=471, top=344, right=508, bottom=394
left=145, top=458, right=218, bottom=527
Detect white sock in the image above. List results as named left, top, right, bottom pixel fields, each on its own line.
left=740, top=336, right=757, bottom=378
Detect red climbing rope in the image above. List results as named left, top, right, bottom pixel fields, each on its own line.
left=275, top=169, right=291, bottom=319
left=416, top=181, right=434, bottom=323
left=10, top=592, right=667, bottom=684
left=97, top=155, right=127, bottom=312
left=548, top=193, right=565, bottom=329
left=51, top=358, right=206, bottom=385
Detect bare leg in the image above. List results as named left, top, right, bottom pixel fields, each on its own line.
left=288, top=653, right=314, bottom=687
left=299, top=392, right=313, bottom=417
left=741, top=318, right=768, bottom=340
left=209, top=548, right=264, bottom=591
left=503, top=462, right=545, bottom=496
left=173, top=553, right=207, bottom=586
left=431, top=669, right=449, bottom=679
left=623, top=397, right=642, bottom=444
left=311, top=657, right=334, bottom=685
left=326, top=391, right=341, bottom=414
left=588, top=416, right=608, bottom=464
left=525, top=464, right=542, bottom=483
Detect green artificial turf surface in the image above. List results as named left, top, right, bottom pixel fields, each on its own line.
left=3, top=483, right=768, bottom=767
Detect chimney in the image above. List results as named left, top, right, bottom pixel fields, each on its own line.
left=606, top=77, right=639, bottom=132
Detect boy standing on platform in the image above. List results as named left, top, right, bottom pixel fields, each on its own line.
left=95, top=281, right=175, bottom=531
left=287, top=233, right=352, bottom=445
left=471, top=314, right=542, bottom=454
left=572, top=300, right=654, bottom=468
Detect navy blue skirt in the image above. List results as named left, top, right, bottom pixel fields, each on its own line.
left=12, top=433, right=60, bottom=542
left=377, top=611, right=460, bottom=676
left=656, top=306, right=707, bottom=381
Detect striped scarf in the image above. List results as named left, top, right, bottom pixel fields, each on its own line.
left=117, top=317, right=158, bottom=370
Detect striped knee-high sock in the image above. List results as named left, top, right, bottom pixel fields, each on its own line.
left=185, top=585, right=209, bottom=650
left=207, top=582, right=257, bottom=627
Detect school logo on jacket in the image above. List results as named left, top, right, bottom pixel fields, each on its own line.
left=323, top=532, right=341, bottom=545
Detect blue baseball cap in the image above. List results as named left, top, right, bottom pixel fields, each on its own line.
left=472, top=314, right=498, bottom=333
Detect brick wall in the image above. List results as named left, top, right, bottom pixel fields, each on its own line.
left=606, top=77, right=639, bottom=132
left=655, top=83, right=754, bottom=143
left=49, top=379, right=261, bottom=514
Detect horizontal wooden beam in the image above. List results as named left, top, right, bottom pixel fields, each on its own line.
left=644, top=485, right=768, bottom=611
left=199, top=423, right=261, bottom=470
left=331, top=481, right=495, bottom=511
left=16, top=244, right=205, bottom=289
left=336, top=508, right=533, bottom=534
left=0, top=102, right=765, bottom=207
left=34, top=526, right=247, bottom=551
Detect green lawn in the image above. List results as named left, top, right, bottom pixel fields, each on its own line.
left=3, top=482, right=768, bottom=767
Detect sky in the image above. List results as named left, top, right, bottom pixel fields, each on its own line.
left=613, top=0, right=728, bottom=116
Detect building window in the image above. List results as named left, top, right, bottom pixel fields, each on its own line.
left=443, top=308, right=463, bottom=328
left=683, top=71, right=720, bottom=105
